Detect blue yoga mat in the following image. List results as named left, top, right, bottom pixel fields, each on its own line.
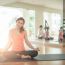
left=0, top=54, right=65, bottom=62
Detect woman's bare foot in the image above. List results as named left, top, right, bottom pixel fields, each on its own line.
left=21, top=55, right=31, bottom=59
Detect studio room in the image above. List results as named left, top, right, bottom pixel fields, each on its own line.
left=0, top=0, right=64, bottom=65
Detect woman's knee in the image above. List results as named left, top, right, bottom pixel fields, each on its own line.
left=31, top=50, right=38, bottom=57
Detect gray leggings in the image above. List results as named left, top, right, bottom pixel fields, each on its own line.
left=4, top=50, right=38, bottom=59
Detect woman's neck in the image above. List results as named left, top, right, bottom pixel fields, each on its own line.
left=16, top=26, right=20, bottom=32
left=16, top=26, right=24, bottom=33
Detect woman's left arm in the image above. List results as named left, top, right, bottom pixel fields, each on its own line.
left=24, top=31, right=35, bottom=50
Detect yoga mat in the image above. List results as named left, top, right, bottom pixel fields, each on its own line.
left=0, top=54, right=65, bottom=62
left=34, top=54, right=65, bottom=61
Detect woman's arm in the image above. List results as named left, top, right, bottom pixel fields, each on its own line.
left=24, top=31, right=39, bottom=51
left=24, top=31, right=35, bottom=49
left=5, top=30, right=12, bottom=51
left=5, top=41, right=12, bottom=51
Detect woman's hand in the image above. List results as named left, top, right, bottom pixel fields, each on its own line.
left=33, top=48, right=40, bottom=51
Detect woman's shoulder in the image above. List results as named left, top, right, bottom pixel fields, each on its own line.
left=23, top=29, right=28, bottom=35
left=9, top=28, right=16, bottom=33
left=23, top=29, right=27, bottom=33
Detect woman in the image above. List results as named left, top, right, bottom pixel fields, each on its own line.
left=59, top=27, right=63, bottom=42
left=4, top=17, right=39, bottom=59
left=38, top=25, right=45, bottom=39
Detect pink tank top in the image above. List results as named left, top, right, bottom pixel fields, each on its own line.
left=9, top=28, right=25, bottom=51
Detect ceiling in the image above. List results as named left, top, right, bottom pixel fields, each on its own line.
left=0, top=0, right=63, bottom=10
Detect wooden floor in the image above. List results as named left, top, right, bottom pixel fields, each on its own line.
left=0, top=40, right=65, bottom=65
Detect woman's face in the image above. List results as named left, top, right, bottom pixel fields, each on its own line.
left=16, top=20, right=24, bottom=29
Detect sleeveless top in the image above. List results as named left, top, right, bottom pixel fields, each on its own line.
left=9, top=28, right=25, bottom=51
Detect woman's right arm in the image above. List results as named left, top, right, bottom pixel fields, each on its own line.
left=5, top=30, right=12, bottom=51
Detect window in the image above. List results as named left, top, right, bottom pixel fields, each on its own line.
left=23, top=10, right=35, bottom=40
left=43, top=12, right=62, bottom=41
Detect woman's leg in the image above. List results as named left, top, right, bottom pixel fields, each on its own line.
left=4, top=50, right=38, bottom=59
left=19, top=50, right=38, bottom=58
left=4, top=51, right=21, bottom=59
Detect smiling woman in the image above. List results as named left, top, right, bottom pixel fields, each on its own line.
left=0, top=6, right=23, bottom=50
left=0, top=6, right=35, bottom=50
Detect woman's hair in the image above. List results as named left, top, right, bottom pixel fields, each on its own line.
left=16, top=17, right=25, bottom=24
left=39, top=25, right=43, bottom=28
left=16, top=17, right=25, bottom=32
